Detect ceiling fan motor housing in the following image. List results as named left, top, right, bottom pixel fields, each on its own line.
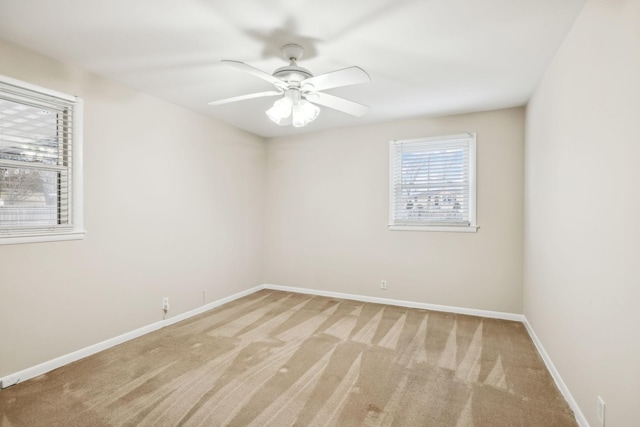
left=273, top=65, right=313, bottom=84
left=272, top=43, right=313, bottom=84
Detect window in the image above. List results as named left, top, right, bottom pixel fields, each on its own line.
left=0, top=75, right=84, bottom=245
left=389, top=133, right=477, bottom=232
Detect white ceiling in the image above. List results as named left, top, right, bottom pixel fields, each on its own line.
left=0, top=0, right=585, bottom=138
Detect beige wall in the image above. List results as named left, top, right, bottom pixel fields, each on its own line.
left=0, top=40, right=266, bottom=377
left=524, top=0, right=640, bottom=425
left=4, top=2, right=637, bottom=423
left=265, top=108, right=524, bottom=313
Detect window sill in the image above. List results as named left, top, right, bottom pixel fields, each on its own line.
left=0, top=230, right=86, bottom=246
left=388, top=225, right=479, bottom=233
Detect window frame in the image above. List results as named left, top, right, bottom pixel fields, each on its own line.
left=388, top=133, right=478, bottom=233
left=0, top=74, right=84, bottom=245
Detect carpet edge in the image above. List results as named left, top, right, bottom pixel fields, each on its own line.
left=264, top=283, right=588, bottom=427
left=523, top=317, right=590, bottom=427
left=263, top=284, right=524, bottom=321
left=0, top=285, right=264, bottom=389
left=1, top=282, right=589, bottom=427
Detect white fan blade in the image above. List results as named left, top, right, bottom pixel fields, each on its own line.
left=309, top=92, right=369, bottom=117
left=222, top=60, right=288, bottom=90
left=208, top=91, right=282, bottom=106
left=301, top=66, right=370, bottom=91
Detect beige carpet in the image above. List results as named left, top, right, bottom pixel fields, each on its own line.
left=0, top=290, right=576, bottom=426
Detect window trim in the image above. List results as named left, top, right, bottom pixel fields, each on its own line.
left=0, top=74, right=85, bottom=245
left=388, top=133, right=478, bottom=233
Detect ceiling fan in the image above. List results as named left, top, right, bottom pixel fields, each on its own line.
left=208, top=44, right=371, bottom=128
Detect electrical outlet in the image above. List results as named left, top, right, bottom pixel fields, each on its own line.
left=597, top=396, right=605, bottom=426
left=380, top=280, right=387, bottom=290
left=162, top=297, right=169, bottom=311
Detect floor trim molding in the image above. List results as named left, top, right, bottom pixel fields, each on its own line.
left=0, top=282, right=587, bottom=427
left=522, top=317, right=589, bottom=427
left=0, top=285, right=263, bottom=389
left=265, top=284, right=587, bottom=427
left=263, top=283, right=525, bottom=322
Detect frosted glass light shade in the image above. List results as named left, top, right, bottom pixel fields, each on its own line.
left=301, top=100, right=319, bottom=122
left=292, top=100, right=320, bottom=128
left=266, top=92, right=319, bottom=128
left=266, top=96, right=293, bottom=124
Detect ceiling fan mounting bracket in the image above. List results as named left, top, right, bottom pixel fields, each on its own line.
left=272, top=44, right=313, bottom=83
left=281, top=43, right=305, bottom=62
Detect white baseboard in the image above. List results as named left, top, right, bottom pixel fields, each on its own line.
left=0, top=285, right=263, bottom=389
left=523, top=317, right=589, bottom=427
left=264, top=284, right=587, bottom=427
left=1, top=282, right=587, bottom=427
left=263, top=284, right=525, bottom=322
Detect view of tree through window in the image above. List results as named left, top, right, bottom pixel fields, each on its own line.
left=0, top=98, right=67, bottom=228
left=390, top=134, right=476, bottom=229
left=398, top=148, right=466, bottom=222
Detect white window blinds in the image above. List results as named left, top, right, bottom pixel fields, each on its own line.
left=389, top=133, right=476, bottom=230
left=0, top=76, right=82, bottom=241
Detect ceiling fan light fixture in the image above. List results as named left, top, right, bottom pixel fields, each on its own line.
left=301, top=100, right=320, bottom=125
left=291, top=100, right=320, bottom=128
left=267, top=89, right=319, bottom=128
left=266, top=96, right=293, bottom=124
left=292, top=103, right=305, bottom=128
